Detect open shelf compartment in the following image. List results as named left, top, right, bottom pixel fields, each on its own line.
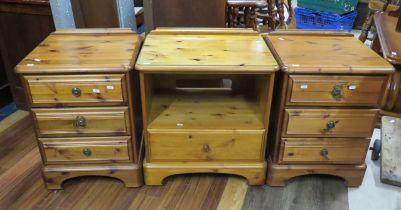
left=142, top=73, right=274, bottom=131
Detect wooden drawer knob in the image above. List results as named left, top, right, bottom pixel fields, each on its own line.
left=72, top=87, right=81, bottom=97
left=202, top=144, right=210, bottom=153
left=74, top=116, right=87, bottom=128
left=82, top=148, right=92, bottom=157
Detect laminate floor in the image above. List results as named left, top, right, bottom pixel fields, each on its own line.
left=243, top=176, right=348, bottom=210
left=0, top=113, right=396, bottom=210
left=0, top=115, right=228, bottom=210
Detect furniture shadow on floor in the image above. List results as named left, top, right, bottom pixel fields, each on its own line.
left=243, top=175, right=349, bottom=210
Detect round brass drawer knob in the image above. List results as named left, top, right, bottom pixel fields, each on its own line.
left=320, top=148, right=329, bottom=160
left=331, top=87, right=341, bottom=98
left=72, top=87, right=81, bottom=97
left=75, top=116, right=87, bottom=128
left=326, top=121, right=336, bottom=130
left=82, top=148, right=92, bottom=157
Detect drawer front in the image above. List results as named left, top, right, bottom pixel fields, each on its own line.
left=288, top=75, right=387, bottom=106
left=147, top=130, right=265, bottom=162
left=32, top=107, right=131, bottom=137
left=24, top=74, right=127, bottom=105
left=39, top=137, right=131, bottom=164
left=280, top=138, right=369, bottom=164
left=283, top=109, right=377, bottom=137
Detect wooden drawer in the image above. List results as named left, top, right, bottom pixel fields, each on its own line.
left=287, top=75, right=387, bottom=106
left=147, top=130, right=265, bottom=162
left=280, top=138, right=369, bottom=164
left=283, top=109, right=377, bottom=137
left=39, top=137, right=131, bottom=164
left=24, top=74, right=127, bottom=106
left=32, top=107, right=131, bottom=137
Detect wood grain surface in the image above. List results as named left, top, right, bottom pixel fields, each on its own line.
left=0, top=117, right=228, bottom=209
left=39, top=136, right=131, bottom=164
left=264, top=30, right=394, bottom=74
left=147, top=92, right=265, bottom=130
left=32, top=107, right=131, bottom=137
left=280, top=138, right=369, bottom=164
left=283, top=109, right=378, bottom=138
left=287, top=75, right=388, bottom=106
left=136, top=28, right=278, bottom=72
left=15, top=29, right=141, bottom=74
left=0, top=115, right=353, bottom=209
left=24, top=74, right=127, bottom=106
left=148, top=130, right=265, bottom=162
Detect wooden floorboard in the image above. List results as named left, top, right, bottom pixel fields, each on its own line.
left=0, top=113, right=350, bottom=210
left=242, top=176, right=349, bottom=210
left=0, top=115, right=228, bottom=210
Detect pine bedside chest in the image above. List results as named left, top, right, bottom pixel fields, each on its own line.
left=135, top=28, right=279, bottom=185
left=263, top=30, right=394, bottom=186
left=15, top=29, right=143, bottom=189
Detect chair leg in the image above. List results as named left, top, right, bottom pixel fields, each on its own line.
left=359, top=10, right=374, bottom=42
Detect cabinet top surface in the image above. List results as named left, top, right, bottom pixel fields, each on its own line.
left=15, top=28, right=141, bottom=74
left=135, top=28, right=279, bottom=73
left=264, top=30, right=394, bottom=74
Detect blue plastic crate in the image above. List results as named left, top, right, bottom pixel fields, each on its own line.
left=295, top=7, right=357, bottom=31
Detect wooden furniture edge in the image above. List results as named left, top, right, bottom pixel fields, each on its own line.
left=266, top=158, right=367, bottom=187
left=15, top=30, right=142, bottom=74
left=263, top=30, right=395, bottom=73
left=143, top=161, right=267, bottom=186
left=262, top=36, right=287, bottom=72
left=374, top=12, right=401, bottom=65
left=52, top=28, right=137, bottom=35
left=134, top=66, right=280, bottom=72
left=15, top=67, right=132, bottom=74
left=43, top=163, right=143, bottom=189
left=150, top=27, right=258, bottom=35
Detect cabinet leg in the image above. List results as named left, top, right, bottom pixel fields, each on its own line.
left=267, top=158, right=367, bottom=187
left=144, top=161, right=267, bottom=186
left=42, top=164, right=143, bottom=190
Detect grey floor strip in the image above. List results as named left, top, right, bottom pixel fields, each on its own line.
left=242, top=176, right=348, bottom=210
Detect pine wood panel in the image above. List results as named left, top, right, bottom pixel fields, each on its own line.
left=267, top=158, right=367, bottom=187
left=280, top=138, right=369, bottom=164
left=287, top=75, right=388, bottom=106
left=264, top=30, right=394, bottom=74
left=136, top=28, right=278, bottom=72
left=283, top=109, right=378, bottom=137
left=39, top=137, right=131, bottom=164
left=24, top=74, right=127, bottom=106
left=148, top=130, right=265, bottom=162
left=15, top=29, right=141, bottom=74
left=32, top=107, right=131, bottom=137
left=143, top=161, right=266, bottom=185
left=148, top=92, right=265, bottom=130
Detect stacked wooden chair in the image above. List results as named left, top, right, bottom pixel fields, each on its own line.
left=226, top=0, right=293, bottom=32
left=359, top=0, right=400, bottom=42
